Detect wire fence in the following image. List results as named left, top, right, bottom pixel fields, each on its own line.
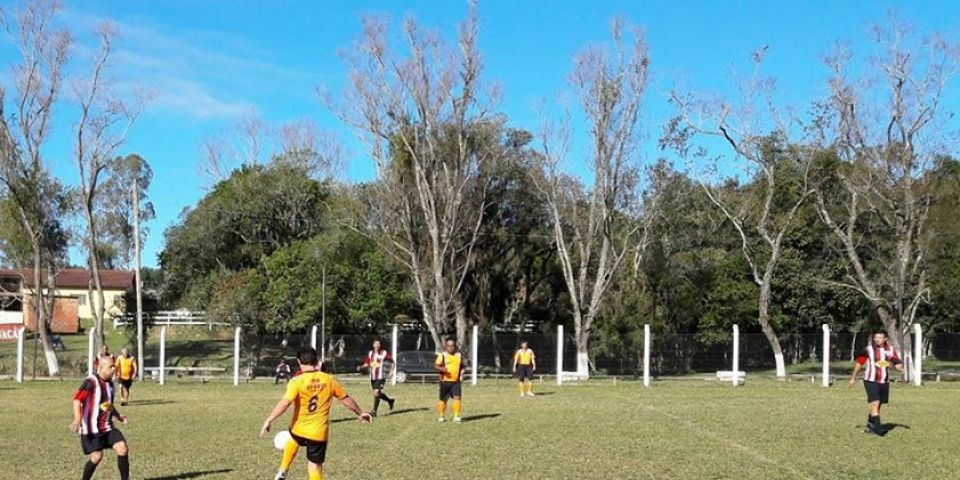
left=2, top=326, right=959, bottom=382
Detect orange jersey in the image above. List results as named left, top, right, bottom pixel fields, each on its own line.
left=514, top=349, right=535, bottom=366
left=435, top=352, right=463, bottom=383
left=115, top=356, right=137, bottom=380
left=284, top=370, right=348, bottom=441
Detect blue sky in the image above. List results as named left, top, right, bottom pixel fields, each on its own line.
left=2, top=1, right=958, bottom=267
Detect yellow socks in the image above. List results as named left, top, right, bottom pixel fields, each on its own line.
left=517, top=383, right=524, bottom=394
left=280, top=439, right=299, bottom=472
left=452, top=399, right=462, bottom=417
left=526, top=382, right=534, bottom=395
left=437, top=400, right=446, bottom=417
left=308, top=466, right=323, bottom=480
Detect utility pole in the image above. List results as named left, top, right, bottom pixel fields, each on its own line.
left=133, top=171, right=145, bottom=381
left=321, top=265, right=326, bottom=360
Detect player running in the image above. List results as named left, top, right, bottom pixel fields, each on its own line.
left=114, top=348, right=138, bottom=406
left=260, top=347, right=372, bottom=480
left=71, top=356, right=131, bottom=480
left=357, top=339, right=396, bottom=417
left=435, top=338, right=466, bottom=423
left=513, top=340, right=537, bottom=397
left=848, top=330, right=905, bottom=436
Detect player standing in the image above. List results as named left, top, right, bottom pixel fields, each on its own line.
left=71, top=356, right=131, bottom=480
left=512, top=340, right=537, bottom=397
left=114, top=348, right=138, bottom=406
left=848, top=330, right=905, bottom=436
left=260, top=347, right=372, bottom=480
left=358, top=339, right=396, bottom=416
left=435, top=338, right=465, bottom=423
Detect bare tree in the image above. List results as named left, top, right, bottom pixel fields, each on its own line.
left=0, top=0, right=70, bottom=376
left=665, top=49, right=816, bottom=379
left=74, top=23, right=145, bottom=347
left=199, top=115, right=342, bottom=186
left=329, top=3, right=495, bottom=348
left=532, top=20, right=650, bottom=377
left=814, top=19, right=960, bottom=376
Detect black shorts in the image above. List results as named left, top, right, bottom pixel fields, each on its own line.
left=370, top=379, right=387, bottom=391
left=80, top=429, right=126, bottom=455
left=439, top=381, right=462, bottom=401
left=864, top=380, right=890, bottom=404
left=119, top=378, right=133, bottom=389
left=516, top=365, right=534, bottom=381
left=290, top=432, right=328, bottom=465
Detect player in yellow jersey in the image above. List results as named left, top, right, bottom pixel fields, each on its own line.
left=513, top=340, right=537, bottom=397
left=260, top=348, right=372, bottom=480
left=435, top=338, right=466, bottom=423
left=114, top=348, right=138, bottom=406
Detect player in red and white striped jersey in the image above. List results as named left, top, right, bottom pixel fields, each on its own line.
left=848, top=330, right=905, bottom=436
left=71, top=355, right=131, bottom=480
left=357, top=339, right=396, bottom=416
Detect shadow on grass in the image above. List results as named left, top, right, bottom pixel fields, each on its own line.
left=533, top=391, right=555, bottom=397
left=460, top=413, right=501, bottom=423
left=388, top=407, right=429, bottom=415
left=884, top=423, right=910, bottom=432
left=127, top=399, right=176, bottom=406
left=145, top=469, right=233, bottom=480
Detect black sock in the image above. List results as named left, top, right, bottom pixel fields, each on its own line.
left=82, top=461, right=98, bottom=480
left=380, top=392, right=393, bottom=402
left=373, top=396, right=380, bottom=413
left=118, top=455, right=129, bottom=480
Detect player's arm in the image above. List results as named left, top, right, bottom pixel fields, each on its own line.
left=357, top=354, right=370, bottom=372
left=70, top=380, right=91, bottom=432
left=512, top=351, right=519, bottom=372
left=331, top=379, right=372, bottom=422
left=848, top=357, right=866, bottom=387
left=459, top=359, right=467, bottom=382
left=892, top=351, right=905, bottom=373
left=386, top=353, right=396, bottom=377
left=531, top=351, right=537, bottom=371
left=131, top=359, right=138, bottom=380
left=111, top=405, right=128, bottom=424
left=259, top=398, right=292, bottom=436
left=434, top=355, right=446, bottom=374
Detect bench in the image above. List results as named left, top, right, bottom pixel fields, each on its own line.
left=716, top=371, right=746, bottom=383
left=143, top=367, right=227, bottom=381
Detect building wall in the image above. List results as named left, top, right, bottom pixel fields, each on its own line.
left=57, top=288, right=128, bottom=320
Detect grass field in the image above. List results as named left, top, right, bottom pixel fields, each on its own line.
left=2, top=378, right=959, bottom=479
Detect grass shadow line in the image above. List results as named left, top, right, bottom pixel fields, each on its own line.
left=145, top=468, right=233, bottom=479
left=459, top=413, right=501, bottom=423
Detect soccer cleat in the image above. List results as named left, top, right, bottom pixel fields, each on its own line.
left=520, top=393, right=525, bottom=397
left=274, top=470, right=286, bottom=480
left=453, top=416, right=463, bottom=423
left=437, top=417, right=446, bottom=423
left=526, top=392, right=535, bottom=397
left=388, top=398, right=395, bottom=411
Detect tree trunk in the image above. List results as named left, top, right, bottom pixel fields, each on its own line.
left=758, top=281, right=786, bottom=379
left=455, top=297, right=468, bottom=350
left=573, top=311, right=590, bottom=377
left=32, top=250, right=59, bottom=376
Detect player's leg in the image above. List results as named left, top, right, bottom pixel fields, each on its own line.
left=304, top=441, right=327, bottom=480
left=452, top=382, right=463, bottom=422
left=372, top=387, right=382, bottom=415
left=437, top=383, right=449, bottom=422
left=276, top=438, right=300, bottom=479
left=82, top=450, right=103, bottom=480
left=112, top=437, right=130, bottom=480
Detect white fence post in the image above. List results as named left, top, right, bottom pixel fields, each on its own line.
left=470, top=324, right=478, bottom=386
left=310, top=325, right=318, bottom=350
left=556, top=325, right=564, bottom=386
left=391, top=324, right=398, bottom=386
left=822, top=324, right=830, bottom=387
left=913, top=323, right=922, bottom=387
left=87, top=328, right=97, bottom=377
left=643, top=324, right=651, bottom=387
left=159, top=326, right=167, bottom=386
left=16, top=327, right=25, bottom=383
left=732, top=324, right=740, bottom=387
left=234, top=327, right=241, bottom=386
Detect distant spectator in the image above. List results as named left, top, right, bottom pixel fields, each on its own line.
left=275, top=359, right=291, bottom=384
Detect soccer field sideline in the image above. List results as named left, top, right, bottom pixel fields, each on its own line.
left=2, top=379, right=959, bottom=479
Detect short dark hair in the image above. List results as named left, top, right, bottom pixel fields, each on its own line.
left=445, top=337, right=457, bottom=345
left=874, top=330, right=888, bottom=336
left=297, top=348, right=319, bottom=366
left=520, top=339, right=528, bottom=345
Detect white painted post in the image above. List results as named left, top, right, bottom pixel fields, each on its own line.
left=556, top=325, right=564, bottom=386
left=822, top=324, right=830, bottom=387
left=913, top=323, right=922, bottom=387
left=643, top=324, right=651, bottom=387
left=732, top=324, right=740, bottom=387
left=233, top=327, right=241, bottom=386
left=470, top=324, right=478, bottom=386
left=87, top=327, right=97, bottom=377
left=159, top=326, right=166, bottom=386
left=391, top=324, right=398, bottom=386
left=15, top=327, right=25, bottom=383
left=310, top=325, right=318, bottom=350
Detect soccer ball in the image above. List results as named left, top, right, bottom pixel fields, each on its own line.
left=273, top=430, right=293, bottom=450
